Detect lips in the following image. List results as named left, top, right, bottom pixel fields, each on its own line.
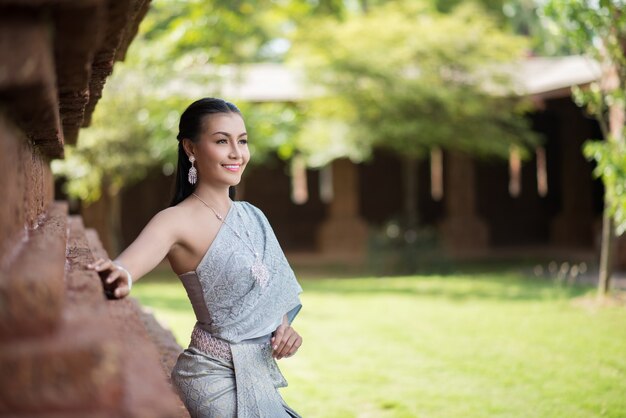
left=222, top=164, right=241, bottom=172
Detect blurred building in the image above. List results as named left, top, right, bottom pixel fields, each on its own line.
left=122, top=57, right=610, bottom=267
left=0, top=1, right=187, bottom=417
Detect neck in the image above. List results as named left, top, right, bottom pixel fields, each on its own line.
left=191, top=184, right=232, bottom=212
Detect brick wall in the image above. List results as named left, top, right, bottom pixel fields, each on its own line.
left=0, top=2, right=188, bottom=417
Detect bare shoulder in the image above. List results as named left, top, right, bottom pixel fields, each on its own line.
left=152, top=200, right=220, bottom=242
left=151, top=205, right=185, bottom=225
left=146, top=205, right=191, bottom=239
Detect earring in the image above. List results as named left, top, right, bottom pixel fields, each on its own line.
left=188, top=155, right=197, bottom=184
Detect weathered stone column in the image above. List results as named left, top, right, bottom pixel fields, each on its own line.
left=0, top=2, right=187, bottom=417
left=317, top=158, right=368, bottom=259
left=439, top=151, right=489, bottom=254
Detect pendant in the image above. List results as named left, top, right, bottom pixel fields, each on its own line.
left=251, top=257, right=270, bottom=288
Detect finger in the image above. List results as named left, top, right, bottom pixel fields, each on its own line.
left=93, top=259, right=113, bottom=272
left=272, top=325, right=285, bottom=351
left=114, top=282, right=130, bottom=299
left=277, top=333, right=297, bottom=358
left=106, top=270, right=122, bottom=285
left=277, top=332, right=299, bottom=359
left=274, top=328, right=294, bottom=357
left=286, top=336, right=302, bottom=357
left=273, top=329, right=289, bottom=356
left=104, top=275, right=128, bottom=299
left=100, top=260, right=114, bottom=271
left=286, top=335, right=302, bottom=357
left=87, top=257, right=106, bottom=268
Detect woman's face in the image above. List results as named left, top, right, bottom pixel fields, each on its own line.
left=192, top=112, right=250, bottom=187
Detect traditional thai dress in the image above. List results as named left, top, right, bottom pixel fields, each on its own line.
left=171, top=200, right=303, bottom=418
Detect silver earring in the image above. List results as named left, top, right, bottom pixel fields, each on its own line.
left=188, top=155, right=197, bottom=184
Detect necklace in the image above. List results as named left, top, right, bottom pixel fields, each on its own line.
left=191, top=193, right=270, bottom=288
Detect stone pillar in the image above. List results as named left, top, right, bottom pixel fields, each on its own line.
left=439, top=152, right=489, bottom=254
left=317, top=158, right=369, bottom=259
left=550, top=101, right=594, bottom=247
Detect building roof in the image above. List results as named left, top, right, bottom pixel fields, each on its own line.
left=161, top=63, right=313, bottom=102
left=511, top=55, right=602, bottom=99
left=216, top=63, right=313, bottom=102
left=164, top=56, right=602, bottom=103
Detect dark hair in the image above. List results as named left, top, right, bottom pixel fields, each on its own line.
left=170, top=98, right=242, bottom=206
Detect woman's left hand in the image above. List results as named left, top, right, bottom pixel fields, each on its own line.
left=271, top=318, right=302, bottom=360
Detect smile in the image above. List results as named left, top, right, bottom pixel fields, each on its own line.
left=222, top=164, right=241, bottom=172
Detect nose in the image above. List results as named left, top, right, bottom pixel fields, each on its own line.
left=229, top=142, right=242, bottom=160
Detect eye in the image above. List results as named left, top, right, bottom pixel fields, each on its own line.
left=216, top=138, right=228, bottom=144
left=239, top=138, right=248, bottom=144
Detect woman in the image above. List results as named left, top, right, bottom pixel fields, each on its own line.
left=87, top=98, right=303, bottom=418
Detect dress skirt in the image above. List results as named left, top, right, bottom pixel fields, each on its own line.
left=171, top=347, right=301, bottom=418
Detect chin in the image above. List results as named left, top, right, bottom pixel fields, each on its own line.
left=226, top=175, right=243, bottom=186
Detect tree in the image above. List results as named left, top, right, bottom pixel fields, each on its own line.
left=290, top=2, right=539, bottom=226
left=137, top=0, right=353, bottom=69
left=545, top=0, right=626, bottom=298
left=502, top=0, right=575, bottom=55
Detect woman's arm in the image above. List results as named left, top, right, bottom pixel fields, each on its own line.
left=87, top=207, right=180, bottom=299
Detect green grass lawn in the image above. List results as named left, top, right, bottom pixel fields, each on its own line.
left=133, top=267, right=626, bottom=418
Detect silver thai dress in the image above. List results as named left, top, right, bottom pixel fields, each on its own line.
left=171, top=200, right=303, bottom=418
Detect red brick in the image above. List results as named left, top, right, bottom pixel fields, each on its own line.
left=0, top=16, right=64, bottom=158
left=0, top=314, right=123, bottom=415
left=0, top=202, right=67, bottom=339
left=0, top=115, right=54, bottom=263
left=86, top=226, right=187, bottom=418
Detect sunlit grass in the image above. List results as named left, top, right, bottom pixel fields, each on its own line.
left=132, top=267, right=626, bottom=418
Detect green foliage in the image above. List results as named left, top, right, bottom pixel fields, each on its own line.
left=545, top=0, right=626, bottom=65
left=502, top=0, right=575, bottom=55
left=290, top=2, right=539, bottom=160
left=237, top=101, right=306, bottom=164
left=437, top=0, right=505, bottom=16
left=584, top=140, right=626, bottom=235
left=137, top=0, right=353, bottom=67
left=544, top=0, right=626, bottom=115
left=276, top=96, right=371, bottom=167
left=545, top=0, right=626, bottom=233
left=140, top=0, right=276, bottom=64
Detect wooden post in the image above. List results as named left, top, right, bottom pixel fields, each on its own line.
left=439, top=151, right=488, bottom=255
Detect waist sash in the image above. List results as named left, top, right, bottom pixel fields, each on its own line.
left=189, top=324, right=291, bottom=418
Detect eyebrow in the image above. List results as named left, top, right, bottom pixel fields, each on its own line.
left=211, top=131, right=247, bottom=138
